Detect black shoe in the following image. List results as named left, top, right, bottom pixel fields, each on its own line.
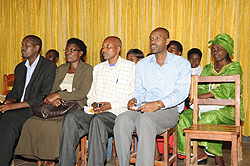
left=198, top=158, right=208, bottom=165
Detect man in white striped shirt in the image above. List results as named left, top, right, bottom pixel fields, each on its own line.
left=59, top=36, right=135, bottom=166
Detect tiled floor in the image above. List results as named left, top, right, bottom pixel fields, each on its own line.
left=15, top=141, right=250, bottom=166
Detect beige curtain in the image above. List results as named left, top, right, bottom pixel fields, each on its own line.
left=0, top=0, right=249, bottom=135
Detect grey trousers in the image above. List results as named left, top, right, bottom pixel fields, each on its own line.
left=87, top=112, right=116, bottom=166
left=58, top=110, right=116, bottom=166
left=59, top=110, right=93, bottom=166
left=114, top=107, right=179, bottom=166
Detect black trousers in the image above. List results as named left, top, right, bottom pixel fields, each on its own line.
left=0, top=107, right=33, bottom=166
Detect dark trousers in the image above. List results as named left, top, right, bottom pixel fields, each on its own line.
left=59, top=110, right=93, bottom=166
left=87, top=112, right=116, bottom=166
left=0, top=108, right=33, bottom=166
left=59, top=110, right=116, bottom=166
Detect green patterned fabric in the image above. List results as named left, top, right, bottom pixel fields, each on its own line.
left=177, top=61, right=244, bottom=157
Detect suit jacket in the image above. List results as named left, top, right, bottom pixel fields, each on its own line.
left=49, top=60, right=93, bottom=109
left=6, top=55, right=57, bottom=111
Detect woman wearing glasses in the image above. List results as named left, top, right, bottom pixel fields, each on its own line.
left=15, top=38, right=93, bottom=166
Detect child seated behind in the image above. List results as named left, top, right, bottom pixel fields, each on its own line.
left=167, top=40, right=183, bottom=56
left=187, top=48, right=203, bottom=76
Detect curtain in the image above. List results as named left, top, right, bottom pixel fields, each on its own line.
left=0, top=0, right=249, bottom=135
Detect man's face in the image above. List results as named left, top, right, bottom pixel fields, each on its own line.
left=167, top=44, right=181, bottom=56
left=188, top=53, right=201, bottom=68
left=149, top=29, right=169, bottom=55
left=46, top=51, right=58, bottom=63
left=101, top=37, right=120, bottom=62
left=21, top=37, right=39, bottom=59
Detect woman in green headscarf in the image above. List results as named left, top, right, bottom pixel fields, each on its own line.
left=177, top=33, right=244, bottom=166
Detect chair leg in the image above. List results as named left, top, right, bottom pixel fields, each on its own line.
left=37, top=161, right=42, bottom=166
left=116, top=155, right=119, bottom=166
left=239, top=125, right=243, bottom=160
left=231, top=136, right=238, bottom=166
left=163, top=131, right=169, bottom=166
left=172, top=128, right=177, bottom=166
left=193, top=140, right=198, bottom=165
left=185, top=133, right=191, bottom=166
left=79, top=136, right=87, bottom=166
left=112, top=138, right=116, bottom=155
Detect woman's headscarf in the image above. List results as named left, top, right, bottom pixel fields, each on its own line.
left=208, top=33, right=234, bottom=56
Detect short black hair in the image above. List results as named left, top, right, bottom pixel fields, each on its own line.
left=67, top=38, right=87, bottom=59
left=187, top=48, right=202, bottom=59
left=46, top=49, right=59, bottom=58
left=24, top=35, right=42, bottom=53
left=153, top=27, right=170, bottom=38
left=167, top=40, right=183, bottom=53
left=105, top=36, right=122, bottom=48
left=126, top=49, right=144, bottom=59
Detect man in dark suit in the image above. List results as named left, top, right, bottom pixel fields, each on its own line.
left=0, top=35, right=57, bottom=166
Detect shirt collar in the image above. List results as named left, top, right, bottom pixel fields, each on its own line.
left=105, top=56, right=121, bottom=68
left=25, top=54, right=40, bottom=69
left=149, top=51, right=173, bottom=65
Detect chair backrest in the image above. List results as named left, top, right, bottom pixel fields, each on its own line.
left=2, top=74, right=15, bottom=95
left=191, top=74, right=241, bottom=126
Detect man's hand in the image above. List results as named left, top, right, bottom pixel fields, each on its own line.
left=138, top=100, right=164, bottom=113
left=0, top=103, right=16, bottom=113
left=44, top=93, right=61, bottom=104
left=0, top=102, right=30, bottom=113
left=91, top=102, right=111, bottom=113
left=3, top=98, right=17, bottom=104
left=127, top=98, right=137, bottom=111
left=138, top=102, right=158, bottom=113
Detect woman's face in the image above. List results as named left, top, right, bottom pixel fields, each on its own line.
left=211, top=44, right=228, bottom=62
left=64, top=43, right=82, bottom=63
left=127, top=53, right=141, bottom=64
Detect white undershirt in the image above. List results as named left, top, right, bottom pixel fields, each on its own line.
left=20, top=55, right=40, bottom=102
left=59, top=73, right=74, bottom=92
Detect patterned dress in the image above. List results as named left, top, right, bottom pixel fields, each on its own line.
left=177, top=61, right=244, bottom=156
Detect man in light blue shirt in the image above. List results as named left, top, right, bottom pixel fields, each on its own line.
left=114, top=27, right=191, bottom=166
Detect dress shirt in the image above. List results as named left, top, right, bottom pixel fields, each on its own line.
left=85, top=57, right=135, bottom=116
left=132, top=52, right=191, bottom=113
left=20, top=55, right=40, bottom=102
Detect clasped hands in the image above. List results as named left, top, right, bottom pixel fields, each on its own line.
left=91, top=102, right=111, bottom=114
left=0, top=98, right=18, bottom=113
left=44, top=93, right=62, bottom=107
left=127, top=98, right=163, bottom=113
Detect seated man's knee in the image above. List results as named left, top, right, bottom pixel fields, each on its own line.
left=63, top=110, right=78, bottom=124
left=115, top=113, right=131, bottom=128
left=136, top=114, right=154, bottom=128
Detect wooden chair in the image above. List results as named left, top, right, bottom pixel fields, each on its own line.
left=2, top=74, right=15, bottom=95
left=78, top=136, right=88, bottom=166
left=78, top=134, right=116, bottom=166
left=183, top=74, right=242, bottom=166
left=115, top=125, right=177, bottom=166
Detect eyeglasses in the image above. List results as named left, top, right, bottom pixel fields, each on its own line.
left=63, top=49, right=81, bottom=53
